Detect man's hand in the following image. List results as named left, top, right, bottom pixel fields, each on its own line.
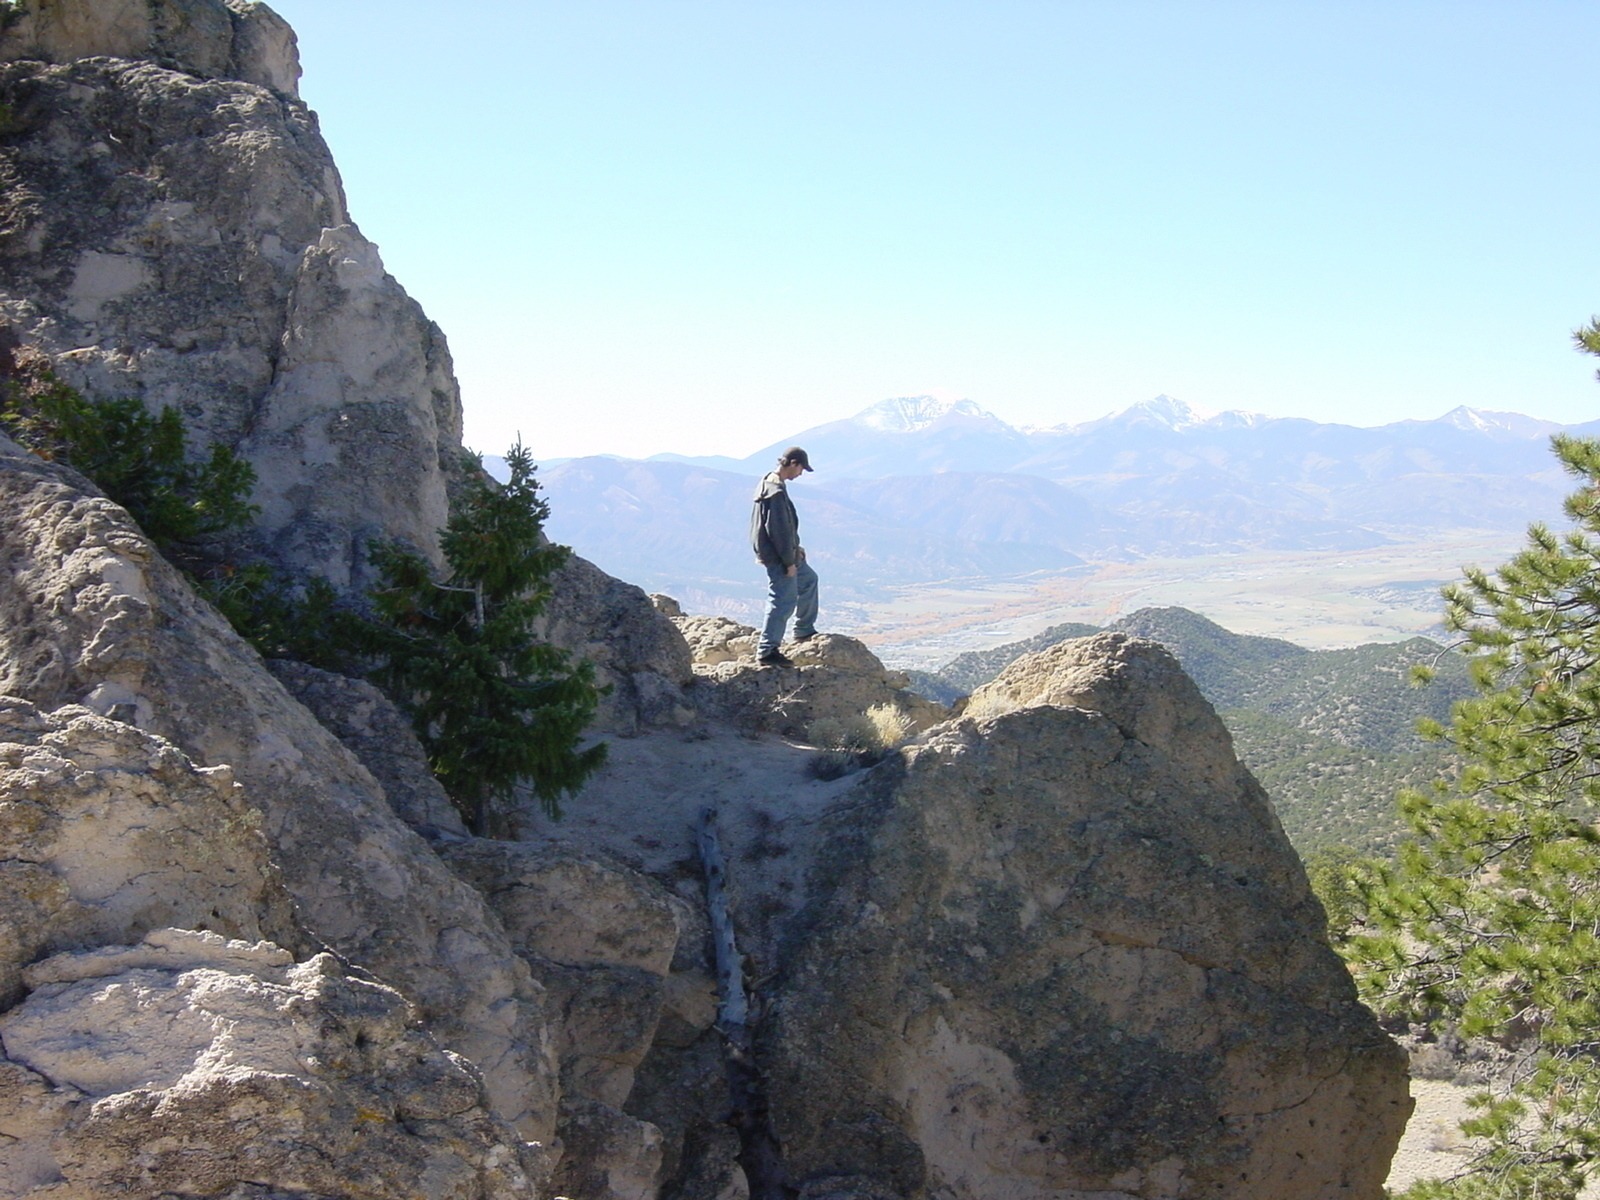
left=786, top=564, right=797, bottom=577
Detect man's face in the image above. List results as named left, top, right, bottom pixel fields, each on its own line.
left=779, top=461, right=806, bottom=481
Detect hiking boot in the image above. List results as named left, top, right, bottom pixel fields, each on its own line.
left=792, top=631, right=817, bottom=643
left=757, top=650, right=794, bottom=667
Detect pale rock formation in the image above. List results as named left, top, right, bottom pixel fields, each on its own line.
left=0, top=928, right=542, bottom=1200
left=536, top=556, right=697, bottom=734
left=0, top=0, right=301, bottom=97
left=237, top=222, right=462, bottom=588
left=648, top=593, right=683, bottom=617
left=0, top=698, right=301, bottom=1009
left=554, top=1099, right=667, bottom=1200
left=0, top=7, right=460, bottom=589
left=686, top=628, right=947, bottom=743
left=0, top=437, right=558, bottom=1141
left=444, top=842, right=687, bottom=1200
left=267, top=658, right=470, bottom=840
left=964, top=630, right=1241, bottom=788
left=0, top=0, right=692, bottom=712
left=762, top=633, right=1411, bottom=1200
left=442, top=844, right=680, bottom=979
left=674, top=612, right=759, bottom=665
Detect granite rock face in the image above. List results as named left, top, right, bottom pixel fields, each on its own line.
left=0, top=0, right=300, bottom=96
left=0, top=929, right=542, bottom=1200
left=685, top=627, right=947, bottom=743
left=673, top=611, right=760, bottom=666
left=536, top=555, right=697, bottom=734
left=267, top=658, right=470, bottom=840
left=763, top=634, right=1411, bottom=1200
left=0, top=14, right=458, bottom=590
left=0, top=436, right=558, bottom=1142
left=443, top=843, right=685, bottom=1200
left=0, top=698, right=301, bottom=1009
left=0, top=0, right=694, bottom=708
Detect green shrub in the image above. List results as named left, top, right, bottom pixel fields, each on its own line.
left=3, top=356, right=605, bottom=834
left=1, top=352, right=258, bottom=557
left=351, top=442, right=607, bottom=834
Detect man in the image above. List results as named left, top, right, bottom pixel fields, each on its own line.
left=750, top=446, right=818, bottom=667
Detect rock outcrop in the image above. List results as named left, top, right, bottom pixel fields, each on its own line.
left=0, top=0, right=700, bottom=719
left=536, top=557, right=696, bottom=735
left=0, top=435, right=559, bottom=1143
left=0, top=929, right=541, bottom=1200
left=0, top=0, right=457, bottom=590
left=267, top=658, right=471, bottom=840
left=0, top=3, right=1415, bottom=1196
left=444, top=843, right=691, bottom=1200
left=763, top=634, right=1411, bottom=1200
left=0, top=698, right=301, bottom=1009
left=667, top=610, right=947, bottom=744
left=503, top=635, right=1411, bottom=1199
left=1, top=0, right=301, bottom=96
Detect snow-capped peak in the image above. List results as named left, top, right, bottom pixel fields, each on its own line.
left=1437, top=405, right=1562, bottom=439
left=1115, top=395, right=1216, bottom=430
left=852, top=394, right=1001, bottom=433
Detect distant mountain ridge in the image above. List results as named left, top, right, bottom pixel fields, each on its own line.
left=536, top=393, right=1593, bottom=619
left=651, top=393, right=1589, bottom=480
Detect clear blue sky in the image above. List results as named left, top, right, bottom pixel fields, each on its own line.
left=267, top=1, right=1600, bottom=460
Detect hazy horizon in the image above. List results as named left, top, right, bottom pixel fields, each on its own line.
left=488, top=392, right=1582, bottom=466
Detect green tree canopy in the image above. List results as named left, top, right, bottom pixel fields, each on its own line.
left=356, top=443, right=607, bottom=835
left=1343, top=430, right=1600, bottom=1199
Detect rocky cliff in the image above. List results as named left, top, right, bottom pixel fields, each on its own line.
left=0, top=3, right=1411, bottom=1198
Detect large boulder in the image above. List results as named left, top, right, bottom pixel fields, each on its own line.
left=0, top=437, right=558, bottom=1141
left=0, top=929, right=542, bottom=1200
left=0, top=698, right=302, bottom=1010
left=763, top=634, right=1411, bottom=1200
left=443, top=842, right=686, bottom=1200
left=536, top=555, right=697, bottom=734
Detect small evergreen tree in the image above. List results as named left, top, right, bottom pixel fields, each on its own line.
left=356, top=443, right=606, bottom=834
left=0, top=352, right=258, bottom=554
left=1342, top=429, right=1600, bottom=1199
left=2, top=354, right=603, bottom=833
left=0, top=353, right=352, bottom=665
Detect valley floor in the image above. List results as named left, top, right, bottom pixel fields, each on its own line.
left=843, top=530, right=1527, bottom=668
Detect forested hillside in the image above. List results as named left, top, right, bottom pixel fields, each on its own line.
left=914, top=606, right=1473, bottom=853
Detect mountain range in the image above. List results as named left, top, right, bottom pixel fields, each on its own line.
left=531, top=394, right=1595, bottom=623
left=649, top=393, right=1583, bottom=486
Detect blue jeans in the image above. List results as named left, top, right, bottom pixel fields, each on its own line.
left=760, top=560, right=818, bottom=655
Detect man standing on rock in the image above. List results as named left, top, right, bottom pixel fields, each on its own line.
left=750, top=446, right=818, bottom=667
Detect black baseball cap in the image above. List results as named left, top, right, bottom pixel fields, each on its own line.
left=781, top=446, right=814, bottom=471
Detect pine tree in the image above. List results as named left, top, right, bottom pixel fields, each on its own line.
left=1342, top=429, right=1600, bottom=1199
left=357, top=443, right=607, bottom=835
left=0, top=351, right=258, bottom=552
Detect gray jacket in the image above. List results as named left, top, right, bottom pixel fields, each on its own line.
left=750, top=471, right=800, bottom=568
